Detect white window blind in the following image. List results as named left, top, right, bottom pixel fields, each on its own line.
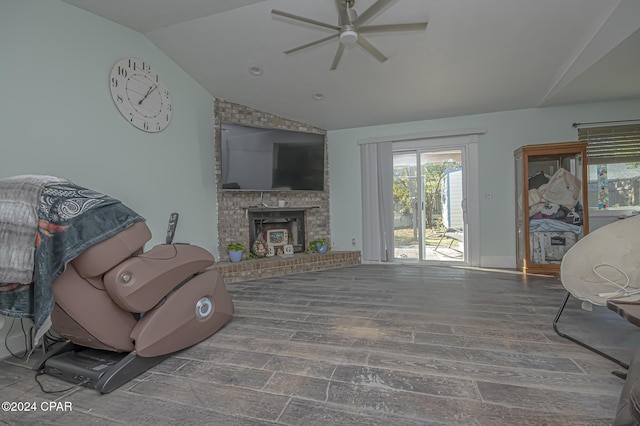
left=580, top=123, right=640, bottom=210
left=579, top=124, right=640, bottom=163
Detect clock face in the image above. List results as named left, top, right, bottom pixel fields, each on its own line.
left=109, top=58, right=172, bottom=133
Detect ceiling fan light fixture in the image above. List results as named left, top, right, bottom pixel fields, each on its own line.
left=339, top=30, right=358, bottom=46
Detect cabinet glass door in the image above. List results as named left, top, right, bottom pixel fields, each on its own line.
left=515, top=142, right=589, bottom=273
left=515, top=153, right=524, bottom=269
left=527, top=152, right=585, bottom=267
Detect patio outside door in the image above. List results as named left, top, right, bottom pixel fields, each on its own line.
left=393, top=148, right=466, bottom=263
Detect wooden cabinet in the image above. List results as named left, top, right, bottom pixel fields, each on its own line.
left=514, top=142, right=589, bottom=274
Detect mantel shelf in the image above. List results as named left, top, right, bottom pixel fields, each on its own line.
left=244, top=206, right=320, bottom=213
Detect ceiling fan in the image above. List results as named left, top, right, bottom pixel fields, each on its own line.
left=272, top=0, right=427, bottom=70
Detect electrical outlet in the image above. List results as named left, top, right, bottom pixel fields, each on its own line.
left=352, top=238, right=356, bottom=246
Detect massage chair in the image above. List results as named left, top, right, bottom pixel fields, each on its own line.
left=37, top=220, right=233, bottom=393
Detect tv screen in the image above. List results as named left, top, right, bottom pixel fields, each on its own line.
left=220, top=123, right=326, bottom=191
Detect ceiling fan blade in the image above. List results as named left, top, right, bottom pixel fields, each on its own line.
left=356, top=35, right=387, bottom=63
left=355, top=0, right=395, bottom=26
left=272, top=9, right=340, bottom=31
left=283, top=34, right=339, bottom=55
left=359, top=22, right=427, bottom=33
left=330, top=44, right=346, bottom=70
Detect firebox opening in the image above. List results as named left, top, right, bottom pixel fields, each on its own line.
left=248, top=209, right=306, bottom=254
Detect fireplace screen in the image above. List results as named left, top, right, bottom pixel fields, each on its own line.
left=248, top=209, right=305, bottom=253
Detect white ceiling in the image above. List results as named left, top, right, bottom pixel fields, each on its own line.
left=60, top=0, right=640, bottom=130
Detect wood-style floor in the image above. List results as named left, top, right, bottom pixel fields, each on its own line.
left=2, top=264, right=639, bottom=425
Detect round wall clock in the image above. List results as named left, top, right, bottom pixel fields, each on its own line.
left=109, top=58, right=172, bottom=133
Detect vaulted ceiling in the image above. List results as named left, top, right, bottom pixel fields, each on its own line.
left=60, top=0, right=640, bottom=130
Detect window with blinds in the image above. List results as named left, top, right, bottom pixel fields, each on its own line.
left=578, top=123, right=640, bottom=210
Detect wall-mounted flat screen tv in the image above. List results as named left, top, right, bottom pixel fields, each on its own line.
left=220, top=122, right=326, bottom=191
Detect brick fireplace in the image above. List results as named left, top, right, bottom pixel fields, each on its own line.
left=214, top=99, right=331, bottom=261
left=212, top=99, right=361, bottom=281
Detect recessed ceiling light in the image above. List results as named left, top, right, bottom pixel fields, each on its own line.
left=248, top=66, right=263, bottom=76
left=312, top=93, right=324, bottom=100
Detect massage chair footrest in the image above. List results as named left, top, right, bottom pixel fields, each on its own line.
left=43, top=344, right=170, bottom=394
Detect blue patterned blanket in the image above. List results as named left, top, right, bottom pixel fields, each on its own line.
left=0, top=181, right=143, bottom=345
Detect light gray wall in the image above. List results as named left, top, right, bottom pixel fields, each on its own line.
left=328, top=98, right=640, bottom=267
left=0, top=0, right=217, bottom=252
left=0, top=0, right=218, bottom=355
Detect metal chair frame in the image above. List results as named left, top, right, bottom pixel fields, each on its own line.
left=553, top=290, right=629, bottom=370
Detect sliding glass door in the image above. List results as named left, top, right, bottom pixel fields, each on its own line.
left=393, top=148, right=466, bottom=263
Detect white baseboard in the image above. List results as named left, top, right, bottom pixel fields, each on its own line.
left=369, top=256, right=518, bottom=270
left=0, top=317, right=32, bottom=361
left=0, top=330, right=30, bottom=361
left=480, top=256, right=516, bottom=269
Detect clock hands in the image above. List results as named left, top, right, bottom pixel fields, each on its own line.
left=111, top=58, right=172, bottom=132
left=138, top=83, right=158, bottom=105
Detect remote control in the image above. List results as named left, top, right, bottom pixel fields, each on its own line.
left=165, top=212, right=179, bottom=244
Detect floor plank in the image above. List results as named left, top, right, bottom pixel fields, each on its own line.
left=2, top=264, right=638, bottom=425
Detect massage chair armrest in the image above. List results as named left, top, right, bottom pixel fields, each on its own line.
left=103, top=244, right=214, bottom=313
left=71, top=221, right=151, bottom=279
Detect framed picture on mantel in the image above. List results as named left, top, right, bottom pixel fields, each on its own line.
left=266, top=229, right=288, bottom=246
